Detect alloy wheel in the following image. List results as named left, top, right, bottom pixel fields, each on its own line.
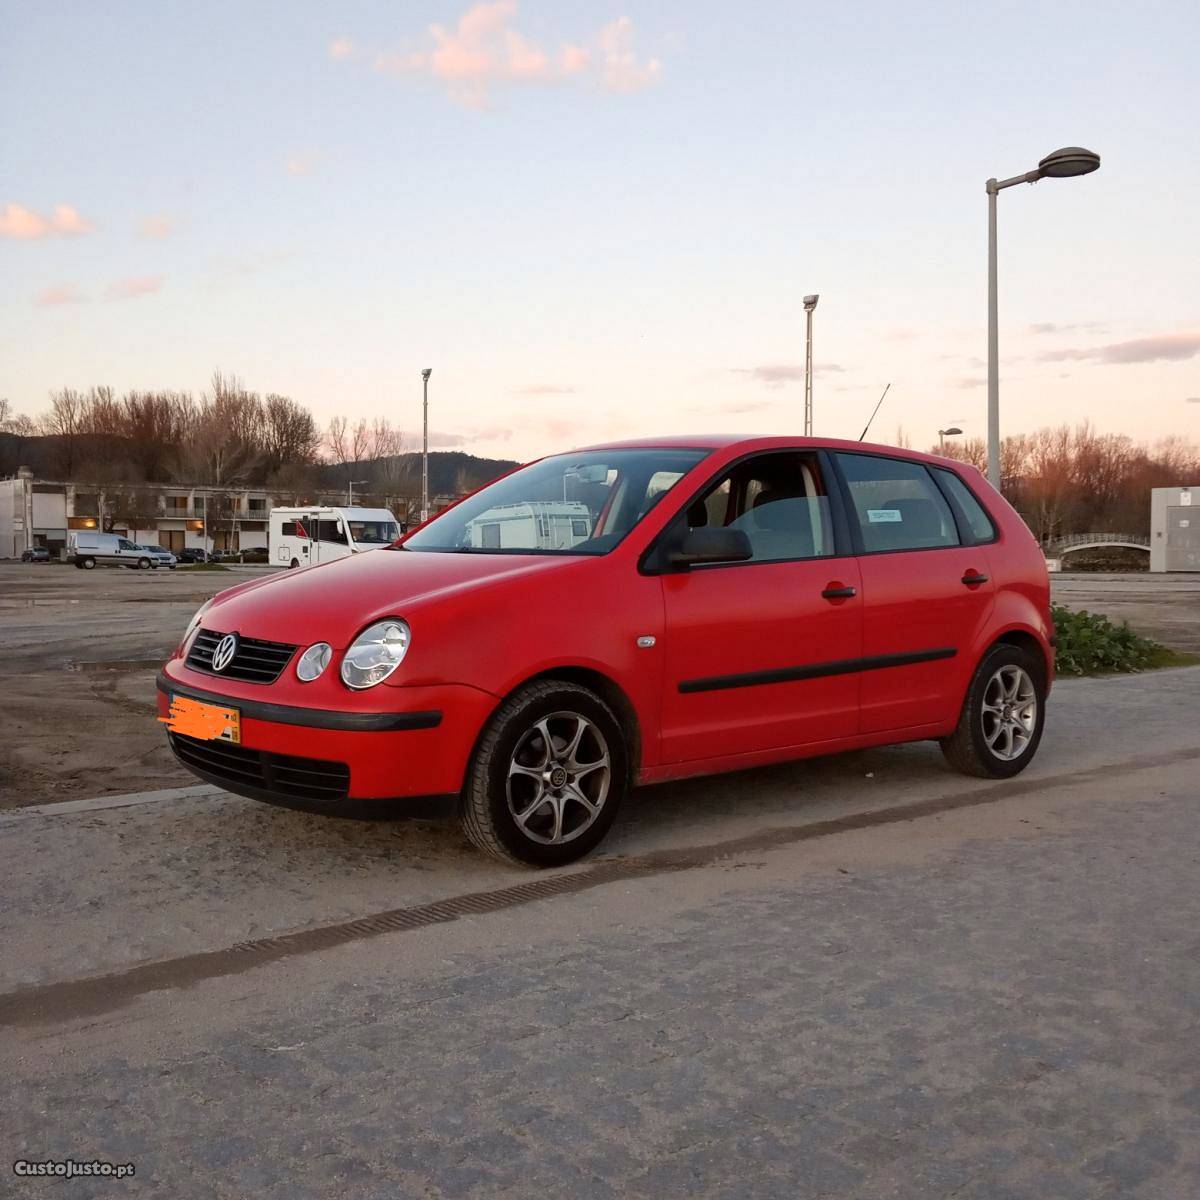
left=506, top=711, right=611, bottom=845
left=981, top=664, right=1037, bottom=761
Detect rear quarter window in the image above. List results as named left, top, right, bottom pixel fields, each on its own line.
left=933, top=467, right=997, bottom=543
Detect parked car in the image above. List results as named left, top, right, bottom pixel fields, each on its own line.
left=70, top=531, right=158, bottom=570
left=20, top=546, right=52, bottom=562
left=176, top=548, right=212, bottom=564
left=158, top=436, right=1053, bottom=867
left=137, top=544, right=178, bottom=569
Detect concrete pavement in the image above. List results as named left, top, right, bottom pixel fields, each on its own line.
left=3, top=668, right=1200, bottom=1197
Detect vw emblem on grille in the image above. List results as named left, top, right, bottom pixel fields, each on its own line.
left=211, top=632, right=239, bottom=673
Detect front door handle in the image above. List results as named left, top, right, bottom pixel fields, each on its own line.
left=821, top=585, right=857, bottom=600
left=961, top=572, right=989, bottom=586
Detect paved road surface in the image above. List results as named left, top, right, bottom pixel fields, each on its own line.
left=3, top=668, right=1200, bottom=1198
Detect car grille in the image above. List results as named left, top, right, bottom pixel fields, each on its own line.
left=169, top=732, right=350, bottom=803
left=185, top=628, right=297, bottom=684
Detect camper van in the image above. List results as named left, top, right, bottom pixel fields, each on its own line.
left=464, top=502, right=594, bottom=550
left=269, top=506, right=401, bottom=569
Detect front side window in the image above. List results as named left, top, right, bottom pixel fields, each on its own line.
left=402, top=448, right=708, bottom=555
left=316, top=520, right=348, bottom=545
left=836, top=453, right=959, bottom=552
left=677, top=451, right=835, bottom=564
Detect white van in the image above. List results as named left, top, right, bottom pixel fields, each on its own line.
left=269, top=506, right=401, bottom=569
left=69, top=531, right=160, bottom=570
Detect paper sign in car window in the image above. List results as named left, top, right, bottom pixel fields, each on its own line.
left=867, top=509, right=902, bottom=523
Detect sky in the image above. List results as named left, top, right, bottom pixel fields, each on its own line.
left=2, top=0, right=1198, bottom=462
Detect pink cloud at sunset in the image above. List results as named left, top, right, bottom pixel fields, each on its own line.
left=106, top=276, right=164, bottom=301
left=0, top=203, right=94, bottom=239
left=34, top=284, right=86, bottom=307
left=344, top=2, right=660, bottom=109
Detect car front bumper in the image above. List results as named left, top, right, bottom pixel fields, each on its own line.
left=156, top=667, right=498, bottom=803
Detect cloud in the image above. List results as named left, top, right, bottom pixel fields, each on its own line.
left=139, top=213, right=174, bottom=238
left=514, top=383, right=577, bottom=395
left=0, top=202, right=95, bottom=239
left=597, top=16, right=661, bottom=93
left=285, top=154, right=319, bottom=176
left=1186, top=397, right=1200, bottom=404
left=1027, top=321, right=1107, bottom=335
left=730, top=363, right=844, bottom=388
left=35, top=284, right=86, bottom=307
left=1039, top=332, right=1200, bottom=365
left=107, top=275, right=163, bottom=301
left=355, top=3, right=661, bottom=108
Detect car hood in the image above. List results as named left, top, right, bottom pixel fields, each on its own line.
left=202, top=549, right=583, bottom=648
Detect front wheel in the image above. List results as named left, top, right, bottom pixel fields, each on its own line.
left=81, top=557, right=96, bottom=570
left=940, top=643, right=1046, bottom=778
left=138, top=557, right=151, bottom=570
left=460, top=680, right=628, bottom=867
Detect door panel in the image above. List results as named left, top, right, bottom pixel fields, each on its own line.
left=659, top=559, right=863, bottom=763
left=856, top=548, right=994, bottom=732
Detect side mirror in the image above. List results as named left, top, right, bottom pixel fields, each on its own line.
left=667, top=526, right=753, bottom=569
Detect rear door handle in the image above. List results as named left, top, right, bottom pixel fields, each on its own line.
left=821, top=585, right=857, bottom=600
left=961, top=572, right=989, bottom=586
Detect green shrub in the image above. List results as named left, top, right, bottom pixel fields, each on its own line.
left=1051, top=603, right=1160, bottom=675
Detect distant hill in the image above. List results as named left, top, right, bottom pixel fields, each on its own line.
left=0, top=431, right=519, bottom=494
left=319, top=451, right=520, bottom=497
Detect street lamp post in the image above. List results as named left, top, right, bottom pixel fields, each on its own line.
left=421, top=369, right=432, bottom=524
left=803, top=294, right=819, bottom=436
left=938, top=426, right=963, bottom=453
left=985, top=146, right=1100, bottom=489
left=347, top=479, right=368, bottom=505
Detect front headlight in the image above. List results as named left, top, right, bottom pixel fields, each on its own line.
left=340, top=619, right=411, bottom=690
left=182, top=599, right=213, bottom=647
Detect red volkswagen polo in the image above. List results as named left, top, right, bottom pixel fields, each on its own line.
left=158, top=436, right=1053, bottom=866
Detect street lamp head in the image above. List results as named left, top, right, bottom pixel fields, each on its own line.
left=939, top=426, right=963, bottom=437
left=421, top=368, right=432, bottom=381
left=1037, top=146, right=1101, bottom=179
left=803, top=294, right=819, bottom=311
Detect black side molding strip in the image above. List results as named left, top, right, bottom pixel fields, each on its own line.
left=156, top=671, right=442, bottom=732
left=678, top=648, right=957, bottom=694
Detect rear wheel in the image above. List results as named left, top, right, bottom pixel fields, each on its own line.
left=940, top=643, right=1046, bottom=778
left=290, top=559, right=300, bottom=569
left=460, top=680, right=628, bottom=867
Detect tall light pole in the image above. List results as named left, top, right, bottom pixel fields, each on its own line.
left=347, top=478, right=368, bottom=505
left=986, top=146, right=1100, bottom=489
left=421, top=368, right=432, bottom=524
left=803, top=294, right=819, bottom=436
left=938, top=426, right=963, bottom=453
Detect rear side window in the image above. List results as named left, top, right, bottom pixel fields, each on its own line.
left=933, top=467, right=997, bottom=543
left=835, top=453, right=959, bottom=553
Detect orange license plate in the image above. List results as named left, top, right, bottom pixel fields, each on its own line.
left=159, top=695, right=241, bottom=743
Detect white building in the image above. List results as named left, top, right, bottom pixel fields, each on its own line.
left=0, top=469, right=278, bottom=559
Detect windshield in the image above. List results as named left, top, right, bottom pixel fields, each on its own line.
left=401, top=448, right=708, bottom=555
left=349, top=520, right=400, bottom=545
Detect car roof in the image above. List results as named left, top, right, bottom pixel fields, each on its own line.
left=572, top=434, right=968, bottom=470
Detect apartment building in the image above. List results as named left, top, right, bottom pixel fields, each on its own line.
left=1, top=469, right=279, bottom=558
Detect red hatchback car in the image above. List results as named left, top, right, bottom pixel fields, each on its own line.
left=158, top=436, right=1053, bottom=866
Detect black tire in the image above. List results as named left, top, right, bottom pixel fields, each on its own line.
left=460, top=680, right=629, bottom=867
left=82, top=556, right=96, bottom=570
left=290, top=559, right=300, bottom=569
left=940, top=643, right=1046, bottom=779
left=138, top=557, right=151, bottom=570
